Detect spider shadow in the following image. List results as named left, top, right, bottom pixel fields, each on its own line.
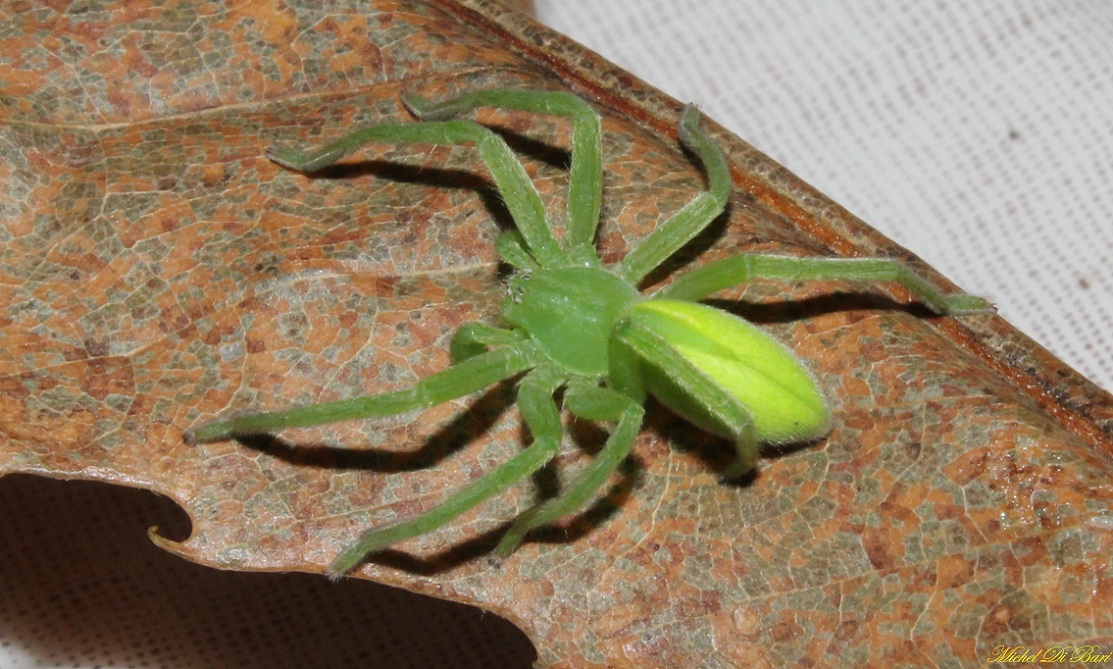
left=355, top=411, right=645, bottom=576
left=499, top=413, right=645, bottom=549
left=310, top=160, right=519, bottom=239
left=229, top=384, right=518, bottom=574
left=305, top=125, right=572, bottom=253
left=641, top=400, right=803, bottom=490
left=711, top=289, right=944, bottom=325
left=364, top=462, right=645, bottom=576
left=233, top=379, right=518, bottom=475
left=230, top=378, right=643, bottom=575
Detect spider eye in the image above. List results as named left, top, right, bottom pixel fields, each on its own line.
left=622, top=300, right=830, bottom=444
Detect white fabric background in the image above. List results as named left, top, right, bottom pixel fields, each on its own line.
left=3, top=3, right=1110, bottom=669
left=537, top=0, right=1113, bottom=393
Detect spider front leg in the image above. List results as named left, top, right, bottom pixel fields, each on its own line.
left=328, top=365, right=568, bottom=577
left=655, top=253, right=994, bottom=314
left=449, top=322, right=526, bottom=363
left=403, top=89, right=604, bottom=262
left=617, top=104, right=731, bottom=284
left=266, top=111, right=567, bottom=267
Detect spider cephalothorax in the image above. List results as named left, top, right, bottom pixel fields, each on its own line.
left=186, top=89, right=991, bottom=576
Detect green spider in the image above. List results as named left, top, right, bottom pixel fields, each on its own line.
left=186, top=89, right=991, bottom=577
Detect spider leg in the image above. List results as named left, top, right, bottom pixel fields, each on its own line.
left=494, top=229, right=538, bottom=270
left=655, top=253, right=994, bottom=314
left=618, top=105, right=731, bottom=283
left=449, top=322, right=525, bottom=363
left=184, top=340, right=539, bottom=444
left=494, top=380, right=644, bottom=558
left=266, top=118, right=568, bottom=267
left=611, top=319, right=764, bottom=479
left=327, top=365, right=568, bottom=577
left=404, top=89, right=604, bottom=263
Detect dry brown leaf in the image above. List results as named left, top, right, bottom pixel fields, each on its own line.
left=3, top=1, right=1112, bottom=667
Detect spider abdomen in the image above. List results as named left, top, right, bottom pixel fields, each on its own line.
left=502, top=266, right=641, bottom=377
left=620, top=300, right=830, bottom=444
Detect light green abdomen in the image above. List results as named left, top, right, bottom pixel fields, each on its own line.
left=626, top=300, right=829, bottom=444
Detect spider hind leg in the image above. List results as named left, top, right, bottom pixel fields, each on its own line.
left=327, top=365, right=568, bottom=577
left=494, top=381, right=644, bottom=558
